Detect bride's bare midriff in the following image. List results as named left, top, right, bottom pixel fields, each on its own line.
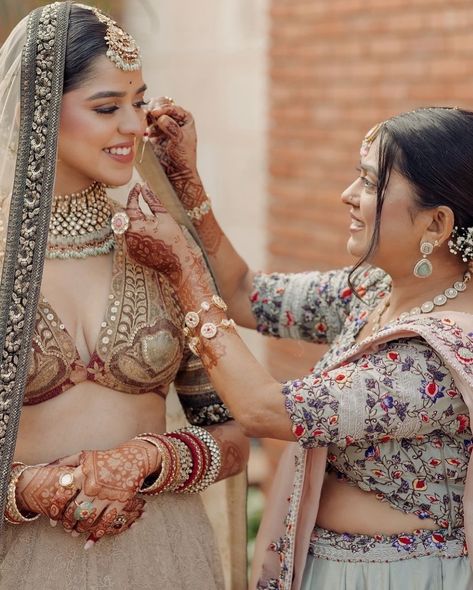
left=316, top=471, right=440, bottom=535
left=15, top=253, right=166, bottom=466
left=15, top=384, right=167, bottom=465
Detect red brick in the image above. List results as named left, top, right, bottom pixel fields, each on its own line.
left=268, top=0, right=473, bottom=381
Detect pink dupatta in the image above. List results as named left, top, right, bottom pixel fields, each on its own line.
left=250, top=311, right=473, bottom=590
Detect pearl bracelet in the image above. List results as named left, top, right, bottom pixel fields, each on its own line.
left=186, top=198, right=212, bottom=222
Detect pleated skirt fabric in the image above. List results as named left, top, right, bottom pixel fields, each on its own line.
left=0, top=493, right=225, bottom=590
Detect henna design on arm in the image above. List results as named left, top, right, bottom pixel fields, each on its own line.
left=207, top=422, right=249, bottom=481
left=80, top=440, right=157, bottom=503
left=17, top=466, right=76, bottom=519
left=147, top=106, right=224, bottom=255
left=125, top=230, right=183, bottom=285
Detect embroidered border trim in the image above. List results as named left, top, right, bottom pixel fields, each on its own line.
left=0, top=1, right=70, bottom=529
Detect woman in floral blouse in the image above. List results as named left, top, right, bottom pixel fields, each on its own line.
left=123, top=104, right=473, bottom=589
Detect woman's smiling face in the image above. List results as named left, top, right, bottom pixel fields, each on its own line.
left=56, top=55, right=147, bottom=193
left=341, top=136, right=430, bottom=276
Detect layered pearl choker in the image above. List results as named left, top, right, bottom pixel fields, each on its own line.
left=46, top=182, right=114, bottom=259
left=371, top=270, right=471, bottom=333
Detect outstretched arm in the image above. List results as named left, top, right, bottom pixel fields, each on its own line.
left=145, top=98, right=257, bottom=328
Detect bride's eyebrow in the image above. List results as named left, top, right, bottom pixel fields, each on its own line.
left=87, top=84, right=147, bottom=101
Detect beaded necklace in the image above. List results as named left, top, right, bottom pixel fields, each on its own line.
left=371, top=270, right=471, bottom=333
left=46, top=182, right=114, bottom=259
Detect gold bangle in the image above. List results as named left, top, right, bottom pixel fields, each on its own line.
left=135, top=435, right=180, bottom=494
left=4, top=463, right=40, bottom=525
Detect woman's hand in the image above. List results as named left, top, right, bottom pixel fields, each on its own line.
left=124, top=183, right=214, bottom=297
left=16, top=464, right=79, bottom=521
left=145, top=97, right=207, bottom=210
left=54, top=438, right=159, bottom=546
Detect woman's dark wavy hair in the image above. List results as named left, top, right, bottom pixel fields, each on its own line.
left=64, top=4, right=109, bottom=93
left=349, top=107, right=473, bottom=290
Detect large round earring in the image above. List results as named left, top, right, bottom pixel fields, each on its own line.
left=413, top=241, right=435, bottom=278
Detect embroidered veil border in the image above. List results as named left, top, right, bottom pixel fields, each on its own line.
left=0, top=1, right=70, bottom=533
left=0, top=7, right=248, bottom=588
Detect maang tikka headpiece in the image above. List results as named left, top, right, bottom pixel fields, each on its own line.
left=78, top=4, right=142, bottom=71
left=360, top=122, right=384, bottom=157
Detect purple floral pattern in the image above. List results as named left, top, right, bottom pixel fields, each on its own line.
left=251, top=268, right=472, bottom=531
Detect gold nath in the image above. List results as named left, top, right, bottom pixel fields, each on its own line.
left=79, top=5, right=142, bottom=71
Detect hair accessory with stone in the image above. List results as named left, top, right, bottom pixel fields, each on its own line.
left=360, top=122, right=384, bottom=157
left=79, top=4, right=141, bottom=71
left=448, top=226, right=473, bottom=263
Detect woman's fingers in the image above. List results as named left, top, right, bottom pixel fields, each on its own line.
left=140, top=183, right=167, bottom=216
left=51, top=452, right=81, bottom=467
left=61, top=493, right=98, bottom=533
left=152, top=113, right=184, bottom=142
left=83, top=497, right=147, bottom=549
left=125, top=183, right=144, bottom=218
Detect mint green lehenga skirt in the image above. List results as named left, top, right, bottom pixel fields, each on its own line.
left=301, top=526, right=473, bottom=590
left=0, top=493, right=224, bottom=590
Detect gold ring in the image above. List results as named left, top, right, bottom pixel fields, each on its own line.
left=58, top=471, right=74, bottom=489
left=163, top=96, right=175, bottom=105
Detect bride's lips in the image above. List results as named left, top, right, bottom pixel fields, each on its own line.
left=103, top=142, right=135, bottom=164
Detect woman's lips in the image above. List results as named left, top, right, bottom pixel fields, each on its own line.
left=103, top=145, right=134, bottom=164
left=349, top=216, right=365, bottom=231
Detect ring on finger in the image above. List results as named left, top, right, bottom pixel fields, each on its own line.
left=111, top=513, right=128, bottom=530
left=111, top=211, right=130, bottom=235
left=58, top=471, right=75, bottom=489
left=163, top=96, right=175, bottom=105
left=73, top=500, right=95, bottom=522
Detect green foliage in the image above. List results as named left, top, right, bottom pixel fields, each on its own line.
left=247, top=485, right=264, bottom=566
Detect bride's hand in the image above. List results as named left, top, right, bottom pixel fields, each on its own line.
left=124, top=183, right=216, bottom=305
left=54, top=438, right=159, bottom=547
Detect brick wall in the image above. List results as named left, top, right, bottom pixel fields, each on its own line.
left=267, top=0, right=473, bottom=380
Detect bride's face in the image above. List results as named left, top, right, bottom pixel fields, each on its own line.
left=56, top=55, right=147, bottom=193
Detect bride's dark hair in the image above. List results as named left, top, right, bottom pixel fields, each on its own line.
left=64, top=4, right=110, bottom=93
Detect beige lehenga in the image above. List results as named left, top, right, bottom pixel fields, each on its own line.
left=0, top=4, right=246, bottom=589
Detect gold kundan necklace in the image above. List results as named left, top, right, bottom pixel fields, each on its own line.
left=46, top=182, right=115, bottom=259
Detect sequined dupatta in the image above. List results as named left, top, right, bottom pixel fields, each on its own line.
left=0, top=2, right=70, bottom=532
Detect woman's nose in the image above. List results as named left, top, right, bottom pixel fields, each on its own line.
left=119, top=107, right=146, bottom=137
left=341, top=179, right=360, bottom=205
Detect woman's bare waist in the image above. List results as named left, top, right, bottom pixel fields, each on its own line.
left=316, top=471, right=440, bottom=536
left=15, top=382, right=167, bottom=464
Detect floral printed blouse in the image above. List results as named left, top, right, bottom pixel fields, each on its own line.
left=251, top=266, right=472, bottom=530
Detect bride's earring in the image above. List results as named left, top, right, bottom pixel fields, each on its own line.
left=139, top=130, right=150, bottom=164
left=413, top=240, right=438, bottom=278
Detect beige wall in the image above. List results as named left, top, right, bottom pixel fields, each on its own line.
left=125, top=0, right=269, bottom=362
